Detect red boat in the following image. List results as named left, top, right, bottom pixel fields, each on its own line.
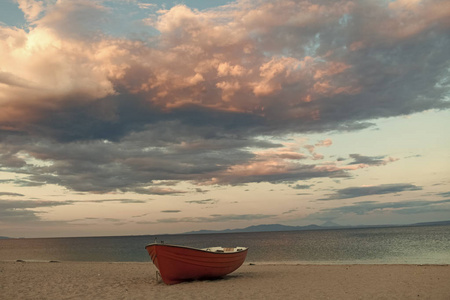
left=145, top=243, right=248, bottom=284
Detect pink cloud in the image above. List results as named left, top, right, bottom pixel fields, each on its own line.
left=316, top=139, right=332, bottom=147
left=0, top=0, right=448, bottom=134
left=354, top=0, right=450, bottom=44
left=17, top=0, right=44, bottom=22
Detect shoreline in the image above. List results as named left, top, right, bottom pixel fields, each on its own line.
left=3, top=259, right=450, bottom=266
left=1, top=261, right=449, bottom=299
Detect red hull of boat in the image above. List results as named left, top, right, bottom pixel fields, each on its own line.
left=145, top=244, right=248, bottom=284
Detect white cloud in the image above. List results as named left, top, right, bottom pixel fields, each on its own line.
left=17, top=0, right=44, bottom=22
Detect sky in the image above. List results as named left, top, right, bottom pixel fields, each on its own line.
left=0, top=0, right=449, bottom=238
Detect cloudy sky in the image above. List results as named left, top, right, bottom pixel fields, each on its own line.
left=0, top=0, right=449, bottom=238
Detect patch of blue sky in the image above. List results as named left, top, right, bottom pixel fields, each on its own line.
left=304, top=33, right=321, bottom=58
left=171, top=0, right=233, bottom=10
left=101, top=0, right=234, bottom=39
left=117, top=0, right=233, bottom=12
left=0, top=1, right=26, bottom=27
left=338, top=14, right=351, bottom=26
left=97, top=1, right=157, bottom=38
left=0, top=0, right=233, bottom=38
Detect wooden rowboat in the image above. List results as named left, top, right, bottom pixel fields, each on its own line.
left=145, top=243, right=248, bottom=284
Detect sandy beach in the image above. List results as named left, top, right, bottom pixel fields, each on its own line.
left=1, top=261, right=449, bottom=299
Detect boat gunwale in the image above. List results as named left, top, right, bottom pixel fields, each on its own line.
left=145, top=243, right=248, bottom=254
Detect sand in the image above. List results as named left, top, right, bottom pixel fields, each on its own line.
left=1, top=261, right=449, bottom=299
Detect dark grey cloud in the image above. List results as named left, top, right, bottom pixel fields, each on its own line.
left=405, top=154, right=422, bottom=159
left=321, top=199, right=450, bottom=216
left=282, top=208, right=298, bottom=215
left=214, top=164, right=351, bottom=186
left=0, top=199, right=74, bottom=210
left=291, top=184, right=313, bottom=190
left=0, top=151, right=26, bottom=168
left=186, top=199, right=218, bottom=205
left=348, top=154, right=392, bottom=166
left=1, top=123, right=354, bottom=192
left=7, top=179, right=46, bottom=187
left=0, top=115, right=277, bottom=192
left=0, top=208, right=40, bottom=222
left=0, top=199, right=74, bottom=222
left=83, top=199, right=147, bottom=204
left=0, top=192, right=24, bottom=197
left=80, top=217, right=122, bottom=222
left=129, top=187, right=187, bottom=195
left=0, top=198, right=147, bottom=222
left=132, top=213, right=150, bottom=218
left=156, top=214, right=275, bottom=223
left=319, top=183, right=422, bottom=201
left=66, top=217, right=127, bottom=227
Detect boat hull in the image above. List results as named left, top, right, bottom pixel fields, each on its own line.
left=145, top=244, right=248, bottom=284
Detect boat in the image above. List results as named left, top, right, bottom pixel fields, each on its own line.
left=145, top=243, right=248, bottom=284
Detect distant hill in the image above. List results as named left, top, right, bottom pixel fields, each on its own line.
left=0, top=236, right=11, bottom=239
left=184, top=223, right=336, bottom=234
left=410, top=220, right=450, bottom=227
left=321, top=220, right=341, bottom=227
left=183, top=220, right=450, bottom=235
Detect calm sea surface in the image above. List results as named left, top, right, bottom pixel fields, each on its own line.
left=1, top=225, right=449, bottom=264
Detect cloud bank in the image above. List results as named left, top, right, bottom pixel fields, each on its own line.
left=0, top=0, right=449, bottom=193
left=319, top=183, right=423, bottom=201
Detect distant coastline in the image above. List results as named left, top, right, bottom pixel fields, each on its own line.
left=183, top=220, right=450, bottom=235
left=2, top=220, right=449, bottom=240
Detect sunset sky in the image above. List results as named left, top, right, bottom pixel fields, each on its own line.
left=0, top=0, right=449, bottom=238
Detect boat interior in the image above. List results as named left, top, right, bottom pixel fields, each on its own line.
left=202, top=247, right=247, bottom=253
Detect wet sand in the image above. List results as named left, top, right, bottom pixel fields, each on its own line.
left=1, top=261, right=449, bottom=299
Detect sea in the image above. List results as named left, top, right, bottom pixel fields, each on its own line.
left=1, top=225, right=449, bottom=265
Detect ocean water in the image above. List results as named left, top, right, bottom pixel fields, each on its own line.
left=1, top=225, right=449, bottom=265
